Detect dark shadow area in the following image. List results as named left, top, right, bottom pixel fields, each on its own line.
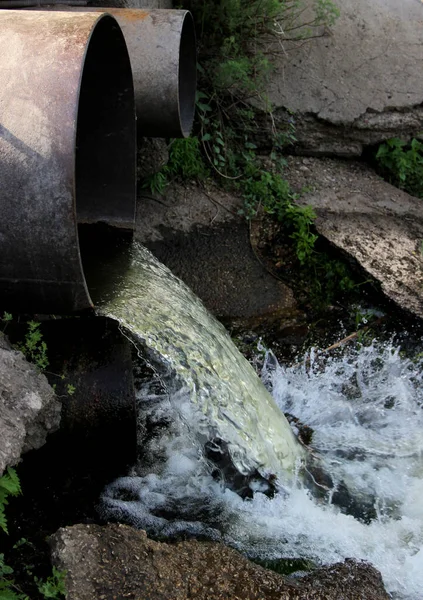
left=0, top=316, right=137, bottom=595
left=76, top=15, right=136, bottom=230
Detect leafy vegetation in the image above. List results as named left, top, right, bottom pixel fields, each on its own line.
left=0, top=470, right=66, bottom=600
left=33, top=569, right=66, bottom=600
left=237, top=163, right=319, bottom=264
left=191, top=0, right=339, bottom=117
left=187, top=0, right=338, bottom=179
left=0, top=313, right=77, bottom=400
left=141, top=0, right=343, bottom=303
left=376, top=137, right=423, bottom=198
left=0, top=468, right=27, bottom=599
left=143, top=137, right=209, bottom=194
left=0, top=469, right=21, bottom=536
left=16, top=321, right=49, bottom=373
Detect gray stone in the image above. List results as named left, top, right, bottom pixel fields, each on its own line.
left=262, top=0, right=423, bottom=156
left=285, top=156, right=423, bottom=318
left=50, top=523, right=390, bottom=600
left=0, top=333, right=61, bottom=475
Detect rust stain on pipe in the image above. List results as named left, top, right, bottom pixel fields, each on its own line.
left=110, top=8, right=149, bottom=21
left=0, top=10, right=136, bottom=313
left=29, top=6, right=197, bottom=138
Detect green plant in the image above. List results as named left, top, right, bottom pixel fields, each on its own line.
left=239, top=165, right=318, bottom=264
left=0, top=469, right=21, bottom=536
left=167, top=138, right=209, bottom=180
left=16, top=321, right=49, bottom=372
left=0, top=552, right=28, bottom=600
left=189, top=0, right=339, bottom=168
left=142, top=137, right=209, bottom=194
left=281, top=202, right=318, bottom=265
left=194, top=0, right=338, bottom=99
left=1, top=313, right=12, bottom=333
left=376, top=137, right=423, bottom=198
left=34, top=569, right=66, bottom=600
left=0, top=469, right=25, bottom=600
left=0, top=470, right=66, bottom=599
left=66, top=384, right=75, bottom=397
left=142, top=170, right=169, bottom=195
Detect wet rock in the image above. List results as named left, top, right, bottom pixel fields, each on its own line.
left=50, top=523, right=390, bottom=600
left=0, top=333, right=61, bottom=475
left=136, top=184, right=301, bottom=323
left=143, top=221, right=299, bottom=321
left=285, top=157, right=423, bottom=319
left=259, top=0, right=423, bottom=156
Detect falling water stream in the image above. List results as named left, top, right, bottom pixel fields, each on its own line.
left=88, top=239, right=423, bottom=600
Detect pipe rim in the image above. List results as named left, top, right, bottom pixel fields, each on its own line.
left=178, top=11, right=197, bottom=138
left=74, top=13, right=136, bottom=309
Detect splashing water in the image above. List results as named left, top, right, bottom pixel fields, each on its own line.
left=93, top=240, right=423, bottom=599
left=93, top=242, right=302, bottom=483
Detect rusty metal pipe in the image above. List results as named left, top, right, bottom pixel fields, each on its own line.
left=0, top=10, right=136, bottom=313
left=34, top=7, right=197, bottom=138
left=0, top=1, right=87, bottom=7
left=116, top=8, right=197, bottom=138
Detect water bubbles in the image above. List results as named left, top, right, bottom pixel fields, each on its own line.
left=97, top=245, right=423, bottom=599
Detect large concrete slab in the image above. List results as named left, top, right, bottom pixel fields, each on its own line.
left=265, top=0, right=423, bottom=155
left=285, top=157, right=423, bottom=318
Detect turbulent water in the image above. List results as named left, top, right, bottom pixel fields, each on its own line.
left=93, top=242, right=301, bottom=481
left=93, top=241, right=423, bottom=600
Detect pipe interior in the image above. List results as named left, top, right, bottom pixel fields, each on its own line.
left=76, top=14, right=136, bottom=232
left=178, top=12, right=197, bottom=138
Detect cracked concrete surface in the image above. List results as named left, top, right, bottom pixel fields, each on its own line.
left=285, top=156, right=423, bottom=319
left=264, top=0, right=423, bottom=155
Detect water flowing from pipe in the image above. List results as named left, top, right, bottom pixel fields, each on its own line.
left=92, top=241, right=302, bottom=482
left=91, top=239, right=423, bottom=599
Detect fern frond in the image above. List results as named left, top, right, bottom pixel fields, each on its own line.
left=0, top=468, right=21, bottom=534
left=0, top=469, right=21, bottom=497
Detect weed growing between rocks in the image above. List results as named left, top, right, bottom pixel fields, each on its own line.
left=143, top=137, right=210, bottom=194
left=0, top=314, right=76, bottom=399
left=375, top=137, right=423, bottom=199
left=15, top=321, right=49, bottom=373
left=0, top=469, right=66, bottom=600
left=140, top=0, right=369, bottom=311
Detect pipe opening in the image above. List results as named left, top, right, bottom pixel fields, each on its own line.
left=0, top=11, right=136, bottom=313
left=178, top=11, right=197, bottom=138
left=76, top=14, right=136, bottom=232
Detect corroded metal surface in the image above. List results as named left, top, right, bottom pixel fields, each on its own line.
left=0, top=11, right=136, bottom=313
left=105, top=8, right=197, bottom=137
left=37, top=7, right=197, bottom=137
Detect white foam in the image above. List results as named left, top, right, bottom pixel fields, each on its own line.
left=102, top=341, right=423, bottom=599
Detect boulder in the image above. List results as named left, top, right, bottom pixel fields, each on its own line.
left=50, top=523, right=390, bottom=600
left=0, top=333, right=61, bottom=475
left=285, top=156, right=423, bottom=318
left=262, top=0, right=423, bottom=156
